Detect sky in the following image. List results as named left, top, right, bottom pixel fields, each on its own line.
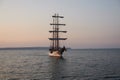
left=0, top=0, right=120, bottom=49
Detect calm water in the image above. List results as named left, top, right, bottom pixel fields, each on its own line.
left=0, top=48, right=120, bottom=80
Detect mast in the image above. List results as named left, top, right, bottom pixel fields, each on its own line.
left=49, top=13, right=67, bottom=50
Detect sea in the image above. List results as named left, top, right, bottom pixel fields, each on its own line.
left=0, top=48, right=120, bottom=80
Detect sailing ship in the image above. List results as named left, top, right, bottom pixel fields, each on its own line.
left=49, top=13, right=67, bottom=57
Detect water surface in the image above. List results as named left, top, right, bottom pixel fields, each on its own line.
left=0, top=48, right=120, bottom=80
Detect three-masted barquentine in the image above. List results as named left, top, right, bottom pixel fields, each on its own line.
left=49, top=13, right=67, bottom=57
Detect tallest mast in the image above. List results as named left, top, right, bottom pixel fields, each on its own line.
left=49, top=13, right=67, bottom=51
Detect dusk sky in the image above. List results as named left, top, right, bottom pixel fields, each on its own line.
left=0, top=0, right=120, bottom=48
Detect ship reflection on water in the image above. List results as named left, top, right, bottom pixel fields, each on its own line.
left=48, top=56, right=67, bottom=80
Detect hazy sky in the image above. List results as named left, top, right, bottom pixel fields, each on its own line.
left=0, top=0, right=120, bottom=48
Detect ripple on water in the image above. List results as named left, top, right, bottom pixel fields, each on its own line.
left=0, top=49, right=120, bottom=80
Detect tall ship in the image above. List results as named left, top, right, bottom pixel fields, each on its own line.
left=49, top=13, right=67, bottom=57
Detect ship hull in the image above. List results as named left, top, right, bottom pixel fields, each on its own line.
left=49, top=51, right=62, bottom=57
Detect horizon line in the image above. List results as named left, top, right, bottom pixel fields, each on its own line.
left=0, top=46, right=120, bottom=50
